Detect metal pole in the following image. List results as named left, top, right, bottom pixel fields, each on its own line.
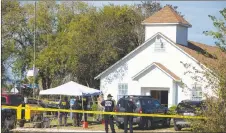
left=33, top=1, right=36, bottom=98
left=82, top=96, right=84, bottom=121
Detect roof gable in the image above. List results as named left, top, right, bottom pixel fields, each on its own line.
left=132, top=62, right=181, bottom=81
left=94, top=32, right=224, bottom=80
left=94, top=32, right=181, bottom=79
left=142, top=6, right=191, bottom=27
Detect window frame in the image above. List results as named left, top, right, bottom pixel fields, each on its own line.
left=191, top=84, right=202, bottom=101
left=117, top=83, right=128, bottom=100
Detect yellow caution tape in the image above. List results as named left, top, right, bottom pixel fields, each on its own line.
left=1, top=105, right=206, bottom=120
left=17, top=104, right=22, bottom=120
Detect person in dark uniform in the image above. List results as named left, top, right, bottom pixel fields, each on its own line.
left=101, top=94, right=116, bottom=133
left=58, top=97, right=70, bottom=126
left=82, top=96, right=88, bottom=122
left=124, top=96, right=137, bottom=133
left=72, top=97, right=82, bottom=127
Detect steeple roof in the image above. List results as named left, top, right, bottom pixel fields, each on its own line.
left=142, top=6, right=192, bottom=27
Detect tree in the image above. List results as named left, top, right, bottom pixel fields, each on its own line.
left=204, top=8, right=226, bottom=52
left=2, top=0, right=33, bottom=86
left=185, top=8, right=226, bottom=132
left=2, top=1, right=185, bottom=92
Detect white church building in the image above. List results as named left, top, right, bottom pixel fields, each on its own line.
left=94, top=6, right=225, bottom=107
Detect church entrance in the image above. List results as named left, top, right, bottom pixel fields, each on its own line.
left=150, top=90, right=168, bottom=107
left=141, top=87, right=169, bottom=106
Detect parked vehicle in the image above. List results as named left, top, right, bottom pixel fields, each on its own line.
left=115, top=95, right=170, bottom=129
left=1, top=93, right=49, bottom=130
left=1, top=93, right=24, bottom=132
left=174, top=100, right=205, bottom=131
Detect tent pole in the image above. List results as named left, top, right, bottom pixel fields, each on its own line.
left=82, top=96, right=84, bottom=121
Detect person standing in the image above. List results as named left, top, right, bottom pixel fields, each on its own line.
left=82, top=96, right=88, bottom=122
left=97, top=94, right=104, bottom=122
left=101, top=94, right=116, bottom=133
left=58, top=97, right=70, bottom=126
left=124, top=96, right=137, bottom=133
left=72, top=97, right=82, bottom=127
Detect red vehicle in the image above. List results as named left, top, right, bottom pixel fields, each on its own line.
left=1, top=93, right=24, bottom=132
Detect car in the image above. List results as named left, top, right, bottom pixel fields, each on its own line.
left=1, top=93, right=24, bottom=132
left=1, top=93, right=49, bottom=129
left=115, top=95, right=170, bottom=129
left=173, top=100, right=205, bottom=131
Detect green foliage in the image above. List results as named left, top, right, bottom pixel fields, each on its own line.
left=168, top=105, right=177, bottom=115
left=91, top=102, right=98, bottom=119
left=203, top=8, right=226, bottom=52
left=2, top=1, right=184, bottom=92
left=189, top=8, right=226, bottom=132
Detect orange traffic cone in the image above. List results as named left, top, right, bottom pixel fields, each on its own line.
left=83, top=121, right=88, bottom=128
left=101, top=119, right=105, bottom=125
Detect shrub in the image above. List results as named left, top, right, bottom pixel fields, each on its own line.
left=168, top=105, right=177, bottom=115
left=91, top=102, right=98, bottom=119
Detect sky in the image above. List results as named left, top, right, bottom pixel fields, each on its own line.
left=88, top=1, right=226, bottom=46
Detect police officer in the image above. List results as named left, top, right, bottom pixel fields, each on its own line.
left=58, top=97, right=70, bottom=126
left=124, top=96, right=137, bottom=133
left=101, top=94, right=116, bottom=133
left=72, top=97, right=82, bottom=127
left=83, top=96, right=88, bottom=122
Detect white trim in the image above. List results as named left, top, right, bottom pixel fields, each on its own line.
left=94, top=32, right=211, bottom=80
left=141, top=22, right=192, bottom=28
left=132, top=62, right=181, bottom=82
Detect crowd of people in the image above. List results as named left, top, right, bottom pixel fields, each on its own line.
left=57, top=96, right=88, bottom=127
left=56, top=94, right=137, bottom=133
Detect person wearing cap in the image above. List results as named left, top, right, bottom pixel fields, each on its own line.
left=101, top=94, right=116, bottom=133
left=124, top=96, right=137, bottom=133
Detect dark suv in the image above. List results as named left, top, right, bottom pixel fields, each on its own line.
left=1, top=93, right=24, bottom=131
left=115, top=95, right=170, bottom=129
left=174, top=100, right=205, bottom=131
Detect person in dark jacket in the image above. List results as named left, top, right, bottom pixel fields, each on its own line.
left=72, top=97, right=82, bottom=127
left=82, top=96, right=88, bottom=122
left=124, top=96, right=137, bottom=133
left=58, top=97, right=70, bottom=126
left=101, top=94, right=116, bottom=133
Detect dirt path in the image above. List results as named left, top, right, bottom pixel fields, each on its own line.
left=12, top=128, right=104, bottom=132
left=12, top=125, right=183, bottom=132
left=11, top=120, right=190, bottom=132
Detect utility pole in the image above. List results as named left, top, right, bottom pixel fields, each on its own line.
left=33, top=1, right=37, bottom=98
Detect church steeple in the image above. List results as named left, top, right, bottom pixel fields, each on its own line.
left=142, top=6, right=192, bottom=46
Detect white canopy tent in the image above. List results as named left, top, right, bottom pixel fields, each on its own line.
left=39, top=81, right=101, bottom=96
left=39, top=81, right=101, bottom=122
left=10, top=88, right=19, bottom=94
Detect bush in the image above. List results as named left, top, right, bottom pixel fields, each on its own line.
left=91, top=102, right=98, bottom=119
left=190, top=98, right=226, bottom=132
left=168, top=105, right=177, bottom=115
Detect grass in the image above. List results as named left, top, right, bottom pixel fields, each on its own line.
left=20, top=116, right=191, bottom=132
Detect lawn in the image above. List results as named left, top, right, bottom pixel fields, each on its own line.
left=20, top=116, right=191, bottom=132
